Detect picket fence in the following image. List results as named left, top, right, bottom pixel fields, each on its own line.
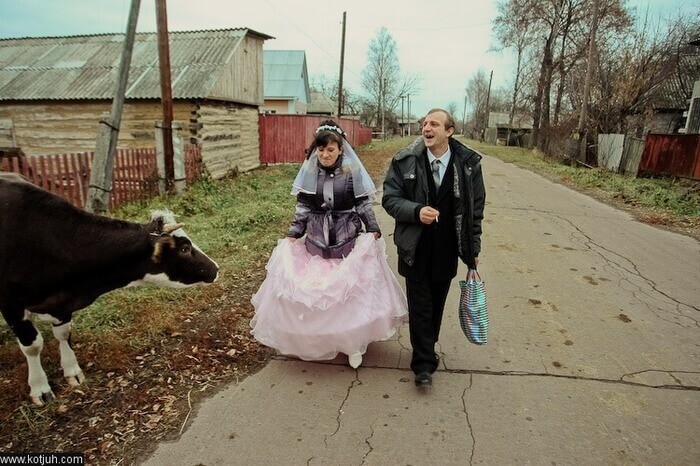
left=1, top=145, right=203, bottom=210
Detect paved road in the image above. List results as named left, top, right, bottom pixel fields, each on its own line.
left=144, top=150, right=699, bottom=465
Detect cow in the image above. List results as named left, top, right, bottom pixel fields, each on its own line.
left=0, top=174, right=220, bottom=405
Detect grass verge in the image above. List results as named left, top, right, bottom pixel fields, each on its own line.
left=461, top=137, right=700, bottom=239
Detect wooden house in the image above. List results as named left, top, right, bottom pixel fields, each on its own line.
left=0, top=28, right=273, bottom=179
left=261, top=50, right=310, bottom=115
left=628, top=53, right=700, bottom=137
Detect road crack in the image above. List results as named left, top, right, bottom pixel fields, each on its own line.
left=543, top=211, right=699, bottom=328
left=360, top=425, right=375, bottom=465
left=324, top=372, right=362, bottom=447
left=442, top=367, right=700, bottom=390
left=462, top=374, right=476, bottom=466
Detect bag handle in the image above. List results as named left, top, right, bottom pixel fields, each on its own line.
left=467, top=269, right=481, bottom=281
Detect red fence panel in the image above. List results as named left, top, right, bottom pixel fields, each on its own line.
left=259, top=114, right=374, bottom=164
left=638, top=134, right=700, bottom=180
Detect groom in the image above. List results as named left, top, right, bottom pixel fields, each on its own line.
left=382, top=108, right=486, bottom=387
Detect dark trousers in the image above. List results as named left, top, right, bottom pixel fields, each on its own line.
left=405, top=277, right=452, bottom=374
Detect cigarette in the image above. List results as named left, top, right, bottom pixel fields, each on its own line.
left=435, top=213, right=439, bottom=223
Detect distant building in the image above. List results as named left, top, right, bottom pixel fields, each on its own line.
left=628, top=53, right=700, bottom=136
left=682, top=38, right=700, bottom=134
left=484, top=112, right=533, bottom=146
left=261, top=50, right=310, bottom=115
left=307, top=91, right=337, bottom=116
left=0, top=28, right=273, bottom=179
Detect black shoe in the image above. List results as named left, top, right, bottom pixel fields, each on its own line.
left=414, top=371, right=432, bottom=387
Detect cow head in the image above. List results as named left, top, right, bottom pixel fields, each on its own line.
left=143, top=210, right=219, bottom=288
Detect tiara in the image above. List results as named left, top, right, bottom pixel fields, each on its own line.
left=315, top=124, right=345, bottom=136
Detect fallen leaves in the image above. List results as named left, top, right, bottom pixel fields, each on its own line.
left=0, top=281, right=272, bottom=465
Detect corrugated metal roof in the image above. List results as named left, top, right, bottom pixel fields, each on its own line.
left=264, top=50, right=310, bottom=103
left=0, top=28, right=273, bottom=101
left=636, top=54, right=700, bottom=110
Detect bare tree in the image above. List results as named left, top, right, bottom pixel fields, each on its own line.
left=362, top=27, right=400, bottom=135
left=465, top=69, right=491, bottom=137
left=309, top=73, right=336, bottom=96
left=310, top=73, right=366, bottom=117
left=592, top=9, right=700, bottom=134
left=488, top=0, right=700, bottom=156
left=493, top=0, right=539, bottom=144
left=446, top=101, right=459, bottom=117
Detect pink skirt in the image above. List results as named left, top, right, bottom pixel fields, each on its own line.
left=250, top=234, right=408, bottom=361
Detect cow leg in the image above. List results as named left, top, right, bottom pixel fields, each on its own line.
left=1, top=304, right=55, bottom=406
left=19, top=329, right=55, bottom=406
left=52, top=322, right=85, bottom=386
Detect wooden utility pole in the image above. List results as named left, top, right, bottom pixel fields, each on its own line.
left=577, top=0, right=600, bottom=164
left=381, top=88, right=386, bottom=140
left=86, top=0, right=140, bottom=213
left=156, top=0, right=175, bottom=192
left=483, top=70, right=493, bottom=141
left=462, top=92, right=467, bottom=135
left=407, top=94, right=411, bottom=136
left=400, top=95, right=405, bottom=136
left=337, top=11, right=346, bottom=117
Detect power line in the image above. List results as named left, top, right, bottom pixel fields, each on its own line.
left=262, top=1, right=340, bottom=65
left=262, top=0, right=363, bottom=83
left=353, top=21, right=492, bottom=31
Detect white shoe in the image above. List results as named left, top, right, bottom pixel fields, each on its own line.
left=348, top=353, right=363, bottom=369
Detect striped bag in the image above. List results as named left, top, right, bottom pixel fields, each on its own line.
left=458, top=269, right=488, bottom=345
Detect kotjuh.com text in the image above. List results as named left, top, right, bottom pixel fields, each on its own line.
left=0, top=453, right=85, bottom=465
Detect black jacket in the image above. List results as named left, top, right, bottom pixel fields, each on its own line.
left=382, top=137, right=485, bottom=275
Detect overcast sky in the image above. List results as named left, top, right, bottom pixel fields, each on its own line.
left=0, top=0, right=694, bottom=118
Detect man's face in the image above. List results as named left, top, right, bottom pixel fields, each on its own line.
left=422, top=111, right=454, bottom=156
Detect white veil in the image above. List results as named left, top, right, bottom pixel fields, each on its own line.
left=291, top=138, right=377, bottom=201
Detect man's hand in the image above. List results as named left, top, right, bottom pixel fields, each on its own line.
left=419, top=206, right=440, bottom=225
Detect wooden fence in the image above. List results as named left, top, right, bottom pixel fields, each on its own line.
left=1, top=145, right=203, bottom=210
left=259, top=115, right=373, bottom=164
left=638, top=134, right=700, bottom=180
left=597, top=134, right=645, bottom=176
left=2, top=115, right=374, bottom=210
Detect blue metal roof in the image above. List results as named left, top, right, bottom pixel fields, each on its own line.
left=263, top=50, right=310, bottom=103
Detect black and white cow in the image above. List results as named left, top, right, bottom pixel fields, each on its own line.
left=0, top=174, right=219, bottom=405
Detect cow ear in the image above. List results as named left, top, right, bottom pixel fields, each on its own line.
left=149, top=217, right=165, bottom=235
left=151, top=236, right=176, bottom=263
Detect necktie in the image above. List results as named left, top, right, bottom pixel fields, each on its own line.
left=432, top=159, right=442, bottom=191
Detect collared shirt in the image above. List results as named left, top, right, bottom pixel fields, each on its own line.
left=427, top=147, right=452, bottom=184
